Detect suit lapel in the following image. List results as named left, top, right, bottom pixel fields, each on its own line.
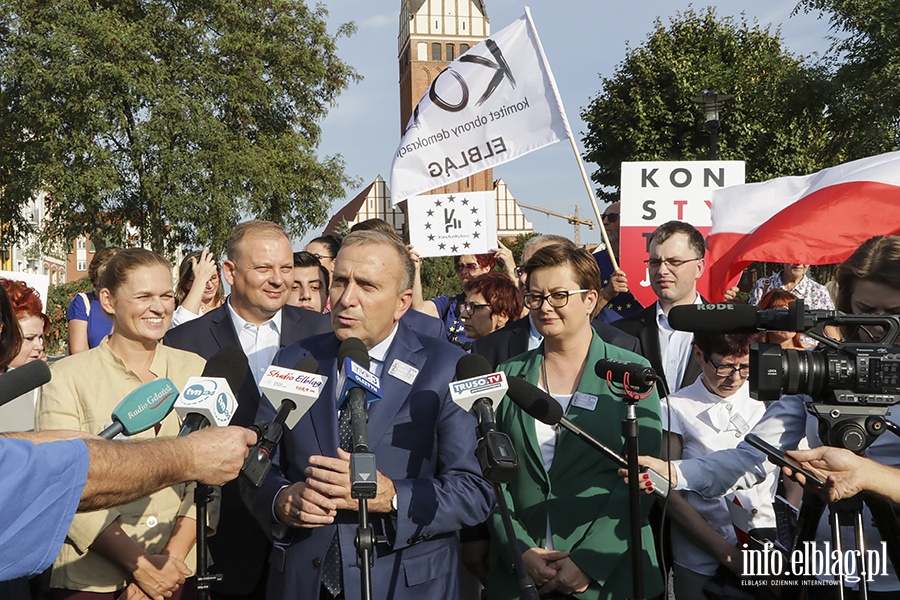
left=309, top=336, right=341, bottom=455
left=366, top=324, right=423, bottom=447
left=515, top=349, right=550, bottom=485
left=509, top=318, right=529, bottom=361
left=210, top=306, right=242, bottom=351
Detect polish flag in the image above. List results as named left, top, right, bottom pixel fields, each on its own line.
left=706, top=151, right=900, bottom=300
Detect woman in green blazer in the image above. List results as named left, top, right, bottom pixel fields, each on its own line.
left=486, top=244, right=664, bottom=600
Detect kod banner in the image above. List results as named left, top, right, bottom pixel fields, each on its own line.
left=390, top=8, right=571, bottom=203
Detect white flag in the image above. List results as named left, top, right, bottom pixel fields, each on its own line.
left=407, top=192, right=497, bottom=258
left=390, top=8, right=572, bottom=203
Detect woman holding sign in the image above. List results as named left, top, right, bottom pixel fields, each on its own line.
left=486, top=244, right=663, bottom=600
left=36, top=248, right=207, bottom=600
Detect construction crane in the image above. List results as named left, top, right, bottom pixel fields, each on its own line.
left=516, top=203, right=595, bottom=245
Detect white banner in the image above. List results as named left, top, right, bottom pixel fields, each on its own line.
left=390, top=8, right=571, bottom=203
left=407, top=192, right=497, bottom=258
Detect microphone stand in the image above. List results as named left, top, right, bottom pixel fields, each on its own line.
left=472, top=401, right=540, bottom=600
left=194, top=483, right=221, bottom=600
left=622, top=396, right=645, bottom=600
left=349, top=400, right=383, bottom=600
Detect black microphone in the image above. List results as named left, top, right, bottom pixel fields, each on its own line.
left=242, top=356, right=320, bottom=487
left=176, top=346, right=248, bottom=436
left=506, top=376, right=669, bottom=498
left=595, top=358, right=657, bottom=394
left=0, top=360, right=51, bottom=407
left=668, top=303, right=762, bottom=333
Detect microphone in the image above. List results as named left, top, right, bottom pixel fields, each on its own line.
left=242, top=357, right=322, bottom=487
left=97, top=378, right=179, bottom=439
left=506, top=376, right=669, bottom=498
left=0, top=360, right=51, bottom=407
left=595, top=359, right=657, bottom=394
left=668, top=303, right=761, bottom=333
left=176, top=346, right=248, bottom=436
left=337, top=337, right=382, bottom=499
left=259, top=356, right=327, bottom=428
left=451, top=354, right=517, bottom=483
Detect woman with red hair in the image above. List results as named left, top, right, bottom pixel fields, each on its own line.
left=460, top=272, right=522, bottom=340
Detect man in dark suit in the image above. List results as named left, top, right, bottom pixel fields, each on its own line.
left=165, top=220, right=332, bottom=600
left=612, top=220, right=707, bottom=397
left=240, top=230, right=493, bottom=600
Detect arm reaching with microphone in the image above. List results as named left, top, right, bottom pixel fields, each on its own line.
left=783, top=446, right=900, bottom=504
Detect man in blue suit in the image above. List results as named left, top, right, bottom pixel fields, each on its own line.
left=241, top=230, right=494, bottom=600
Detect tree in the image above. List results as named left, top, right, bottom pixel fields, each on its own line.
left=581, top=7, right=835, bottom=202
left=0, top=0, right=360, bottom=255
left=796, top=0, right=900, bottom=159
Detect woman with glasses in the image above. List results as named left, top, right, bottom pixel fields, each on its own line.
left=172, top=248, right=225, bottom=328
left=659, top=331, right=778, bottom=599
left=486, top=244, right=663, bottom=600
left=459, top=272, right=522, bottom=340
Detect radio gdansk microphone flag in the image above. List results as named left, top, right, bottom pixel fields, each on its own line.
left=390, top=8, right=571, bottom=203
left=706, top=151, right=900, bottom=300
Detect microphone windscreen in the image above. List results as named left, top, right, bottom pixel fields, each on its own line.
left=456, top=353, right=493, bottom=381
left=506, top=376, right=563, bottom=426
left=667, top=304, right=761, bottom=333
left=0, top=360, right=51, bottom=407
left=338, top=337, right=369, bottom=371
left=202, top=346, right=249, bottom=393
left=292, top=356, right=319, bottom=374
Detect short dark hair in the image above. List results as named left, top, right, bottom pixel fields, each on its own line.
left=693, top=331, right=764, bottom=358
left=350, top=218, right=400, bottom=239
left=464, top=272, right=523, bottom=321
left=340, top=230, right=414, bottom=292
left=650, top=221, right=705, bottom=258
left=308, top=235, right=341, bottom=258
left=523, top=244, right=603, bottom=318
left=293, top=251, right=330, bottom=289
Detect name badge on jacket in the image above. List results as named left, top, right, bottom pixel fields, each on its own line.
left=388, top=359, right=419, bottom=385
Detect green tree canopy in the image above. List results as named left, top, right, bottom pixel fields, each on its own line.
left=0, top=0, right=360, bottom=255
left=581, top=7, right=834, bottom=202
left=797, top=0, right=900, bottom=159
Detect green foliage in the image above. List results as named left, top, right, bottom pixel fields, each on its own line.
left=581, top=7, right=835, bottom=202
left=796, top=0, right=900, bottom=159
left=0, top=0, right=360, bottom=256
left=45, top=277, right=94, bottom=355
left=503, top=232, right=541, bottom=269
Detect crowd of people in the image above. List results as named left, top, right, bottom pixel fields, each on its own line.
left=2, top=215, right=900, bottom=600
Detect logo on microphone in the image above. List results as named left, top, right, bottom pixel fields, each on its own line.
left=216, top=392, right=231, bottom=417
left=451, top=373, right=506, bottom=396
left=182, top=380, right=217, bottom=405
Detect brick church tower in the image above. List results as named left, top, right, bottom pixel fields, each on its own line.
left=397, top=0, right=494, bottom=195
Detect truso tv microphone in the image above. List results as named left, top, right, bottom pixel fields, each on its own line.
left=176, top=346, right=248, bottom=436
left=595, top=358, right=657, bottom=394
left=98, top=378, right=179, bottom=439
left=242, top=356, right=322, bottom=487
left=505, top=376, right=669, bottom=498
left=0, top=360, right=51, bottom=407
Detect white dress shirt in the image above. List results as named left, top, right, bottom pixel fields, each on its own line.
left=227, top=298, right=282, bottom=385
left=656, top=294, right=702, bottom=393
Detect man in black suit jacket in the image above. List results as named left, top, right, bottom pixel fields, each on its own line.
left=165, top=220, right=332, bottom=600
left=612, top=221, right=707, bottom=397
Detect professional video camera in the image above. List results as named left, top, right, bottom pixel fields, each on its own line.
left=670, top=300, right=900, bottom=451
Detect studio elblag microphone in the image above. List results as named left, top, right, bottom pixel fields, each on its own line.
left=337, top=337, right=382, bottom=499
left=242, top=356, right=325, bottom=487
left=175, top=346, right=248, bottom=436
left=506, top=376, right=670, bottom=498
left=450, top=353, right=517, bottom=483
left=595, top=358, right=657, bottom=396
left=0, top=359, right=51, bottom=407
left=96, top=377, right=180, bottom=439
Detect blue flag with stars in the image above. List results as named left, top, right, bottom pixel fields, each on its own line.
left=593, top=248, right=643, bottom=323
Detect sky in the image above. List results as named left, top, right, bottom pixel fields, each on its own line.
left=300, top=1, right=838, bottom=246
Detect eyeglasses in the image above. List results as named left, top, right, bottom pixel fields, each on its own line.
left=454, top=262, right=481, bottom=274
left=311, top=253, right=334, bottom=261
left=643, top=257, right=702, bottom=269
left=515, top=266, right=525, bottom=278
left=523, top=289, right=589, bottom=310
left=704, top=354, right=750, bottom=379
left=459, top=302, right=491, bottom=317
left=601, top=213, right=620, bottom=223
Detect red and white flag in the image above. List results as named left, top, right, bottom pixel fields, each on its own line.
left=707, top=151, right=900, bottom=300
left=390, top=8, right=572, bottom=204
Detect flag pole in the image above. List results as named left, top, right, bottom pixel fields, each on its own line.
left=524, top=7, right=618, bottom=271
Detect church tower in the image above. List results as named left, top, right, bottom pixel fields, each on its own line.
left=398, top=0, right=494, bottom=194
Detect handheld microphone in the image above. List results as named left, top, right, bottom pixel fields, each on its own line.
left=98, top=378, right=180, bottom=439
left=595, top=359, right=657, bottom=394
left=0, top=360, right=51, bottom=407
left=242, top=357, right=321, bottom=487
left=337, top=338, right=382, bottom=499
left=506, top=376, right=669, bottom=498
left=259, top=357, right=327, bottom=429
left=452, top=354, right=517, bottom=483
left=176, top=346, right=248, bottom=436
